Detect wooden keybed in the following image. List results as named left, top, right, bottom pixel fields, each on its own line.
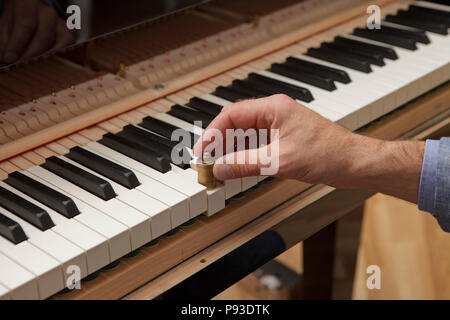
left=0, top=0, right=448, bottom=299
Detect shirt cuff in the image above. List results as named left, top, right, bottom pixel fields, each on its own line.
left=418, top=139, right=440, bottom=214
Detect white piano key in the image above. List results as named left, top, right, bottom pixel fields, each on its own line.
left=120, top=124, right=194, bottom=224
left=26, top=166, right=131, bottom=262
left=341, top=35, right=429, bottom=73
left=129, top=172, right=191, bottom=226
left=426, top=33, right=450, bottom=53
left=0, top=252, right=39, bottom=300
left=344, top=33, right=447, bottom=74
left=55, top=155, right=157, bottom=241
left=84, top=142, right=208, bottom=217
left=171, top=165, right=225, bottom=216
left=414, top=1, right=450, bottom=12
left=232, top=65, right=349, bottom=124
left=223, top=178, right=242, bottom=199
left=0, top=235, right=63, bottom=299
left=82, top=140, right=192, bottom=224
left=200, top=93, right=233, bottom=106
left=256, top=69, right=365, bottom=128
left=104, top=114, right=222, bottom=215
left=342, top=34, right=449, bottom=109
left=292, top=53, right=401, bottom=124
left=0, top=283, right=10, bottom=300
left=154, top=112, right=201, bottom=134
left=0, top=198, right=87, bottom=281
left=115, top=188, right=171, bottom=237
left=380, top=21, right=450, bottom=57
left=239, top=176, right=258, bottom=190
left=59, top=156, right=172, bottom=238
left=15, top=171, right=110, bottom=274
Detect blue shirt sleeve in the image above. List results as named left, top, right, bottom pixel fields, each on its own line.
left=418, top=140, right=440, bottom=213
left=418, top=137, right=450, bottom=232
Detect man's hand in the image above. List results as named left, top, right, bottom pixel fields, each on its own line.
left=194, top=94, right=425, bottom=203
left=0, top=0, right=74, bottom=64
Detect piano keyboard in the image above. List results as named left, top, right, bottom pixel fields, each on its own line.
left=0, top=0, right=449, bottom=300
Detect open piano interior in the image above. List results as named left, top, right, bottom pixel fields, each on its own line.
left=0, top=0, right=449, bottom=300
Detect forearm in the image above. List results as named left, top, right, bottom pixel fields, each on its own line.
left=330, top=134, right=425, bottom=203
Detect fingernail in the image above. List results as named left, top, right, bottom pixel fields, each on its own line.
left=3, top=52, right=18, bottom=63
left=214, top=164, right=234, bottom=180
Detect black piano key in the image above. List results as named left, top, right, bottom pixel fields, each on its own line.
left=140, top=117, right=199, bottom=149
left=213, top=86, right=252, bottom=102
left=99, top=133, right=171, bottom=173
left=0, top=213, right=27, bottom=244
left=334, top=36, right=398, bottom=60
left=321, top=42, right=385, bottom=66
left=270, top=63, right=337, bottom=91
left=247, top=73, right=314, bottom=102
left=229, top=79, right=279, bottom=97
left=168, top=104, right=214, bottom=129
left=385, top=13, right=448, bottom=35
left=118, top=125, right=191, bottom=169
left=379, top=24, right=430, bottom=44
left=231, top=79, right=275, bottom=96
left=230, top=81, right=271, bottom=98
left=306, top=47, right=372, bottom=73
left=67, top=146, right=140, bottom=189
left=42, top=156, right=117, bottom=201
left=133, top=125, right=178, bottom=149
left=0, top=186, right=54, bottom=231
left=353, top=28, right=418, bottom=50
left=285, top=57, right=352, bottom=83
left=424, top=0, right=450, bottom=5
left=5, top=172, right=80, bottom=218
left=408, top=5, right=450, bottom=23
left=186, top=98, right=223, bottom=116
left=402, top=9, right=450, bottom=28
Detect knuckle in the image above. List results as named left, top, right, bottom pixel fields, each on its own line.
left=221, top=103, right=234, bottom=113
left=273, top=93, right=292, bottom=105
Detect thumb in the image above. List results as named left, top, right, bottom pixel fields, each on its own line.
left=213, top=147, right=271, bottom=180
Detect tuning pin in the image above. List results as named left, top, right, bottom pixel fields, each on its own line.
left=119, top=63, right=126, bottom=78
left=197, top=152, right=216, bottom=190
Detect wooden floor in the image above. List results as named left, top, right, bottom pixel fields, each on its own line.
left=214, top=194, right=450, bottom=300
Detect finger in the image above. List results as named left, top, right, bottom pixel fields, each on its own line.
left=213, top=144, right=278, bottom=180
left=3, top=0, right=39, bottom=63
left=20, top=4, right=58, bottom=61
left=0, top=0, right=14, bottom=62
left=193, top=95, right=278, bottom=157
left=209, top=95, right=277, bottom=133
left=52, top=18, right=76, bottom=51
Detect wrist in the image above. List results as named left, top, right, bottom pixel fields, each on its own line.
left=330, top=135, right=425, bottom=203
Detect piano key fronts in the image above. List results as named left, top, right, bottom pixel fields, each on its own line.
left=0, top=0, right=449, bottom=299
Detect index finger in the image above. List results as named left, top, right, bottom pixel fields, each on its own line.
left=193, top=95, right=277, bottom=157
